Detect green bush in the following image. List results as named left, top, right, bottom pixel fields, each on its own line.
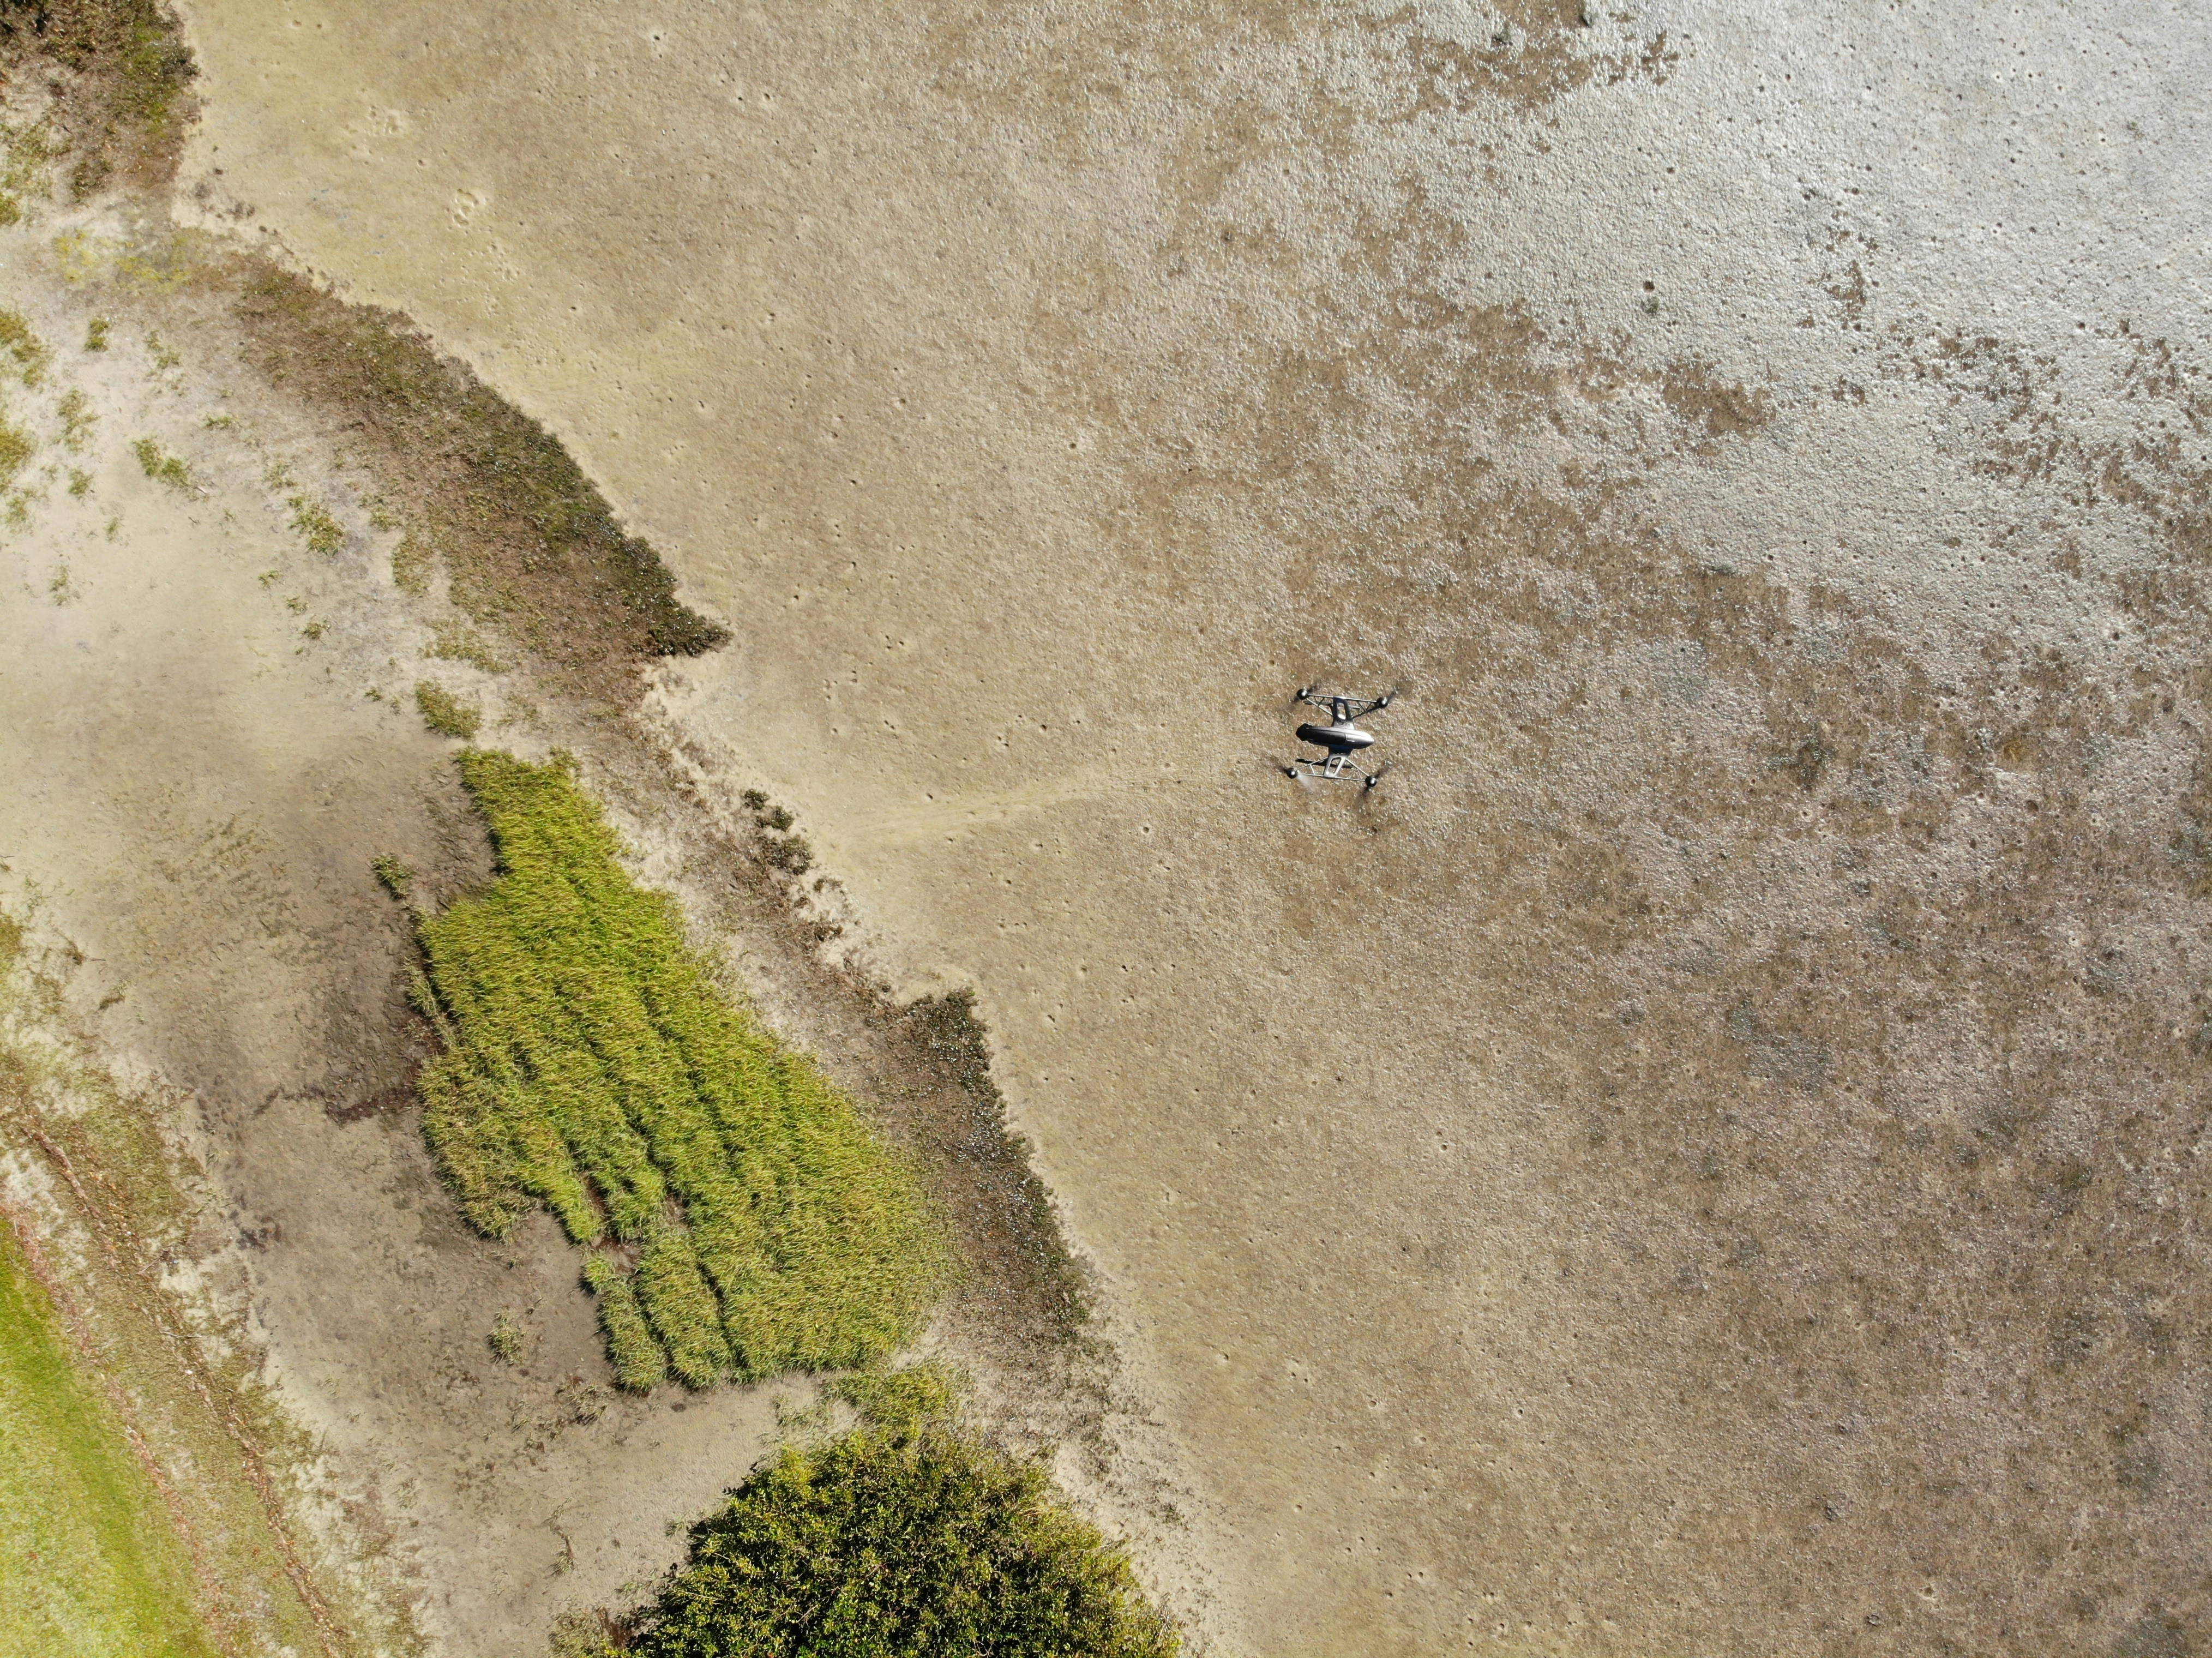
left=605, top=1420, right=1179, bottom=1658
left=412, top=752, right=944, bottom=1387
left=412, top=681, right=480, bottom=740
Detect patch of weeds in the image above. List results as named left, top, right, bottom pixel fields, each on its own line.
left=827, top=1361, right=960, bottom=1433
left=231, top=266, right=729, bottom=678
left=66, top=467, right=91, bottom=497
left=412, top=681, right=480, bottom=741
left=760, top=833, right=813, bottom=875
left=83, top=316, right=109, bottom=351
left=58, top=388, right=93, bottom=451
left=286, top=492, right=342, bottom=556
left=143, top=329, right=178, bottom=371
left=261, top=459, right=292, bottom=490
left=390, top=529, right=433, bottom=595
left=48, top=563, right=73, bottom=603
left=365, top=496, right=399, bottom=531
left=370, top=853, right=413, bottom=900
left=256, top=567, right=279, bottom=587
left=0, top=0, right=200, bottom=195
left=0, top=116, right=61, bottom=225
left=599, top=1413, right=1179, bottom=1657
left=200, top=410, right=233, bottom=429
left=487, top=1311, right=527, bottom=1365
left=426, top=616, right=507, bottom=672
left=130, top=436, right=187, bottom=489
left=412, top=753, right=945, bottom=1389
left=0, top=309, right=51, bottom=386
left=298, top=618, right=325, bottom=641
left=9, top=489, right=36, bottom=527
left=0, top=417, right=33, bottom=486
left=898, top=988, right=1092, bottom=1342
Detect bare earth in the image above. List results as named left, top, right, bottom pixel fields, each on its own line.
left=6, top=1, right=2205, bottom=1653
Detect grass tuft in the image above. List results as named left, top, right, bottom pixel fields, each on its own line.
left=287, top=492, right=341, bottom=556
left=487, top=1311, right=526, bottom=1365
left=426, top=616, right=508, bottom=672
left=413, top=681, right=481, bottom=741
left=0, top=309, right=50, bottom=386
left=59, top=389, right=94, bottom=452
left=413, top=753, right=945, bottom=1389
left=371, top=853, right=413, bottom=900
left=600, top=1410, right=1180, bottom=1657
left=0, top=418, right=32, bottom=486
left=130, top=435, right=186, bottom=489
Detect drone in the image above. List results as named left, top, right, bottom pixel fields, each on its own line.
left=1285, top=687, right=1397, bottom=789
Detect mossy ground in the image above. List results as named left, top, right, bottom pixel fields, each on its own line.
left=412, top=752, right=946, bottom=1386
left=0, top=1217, right=219, bottom=1658
left=584, top=1368, right=1178, bottom=1658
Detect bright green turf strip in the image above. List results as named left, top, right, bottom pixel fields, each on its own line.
left=416, top=752, right=945, bottom=1386
left=0, top=1220, right=218, bottom=1658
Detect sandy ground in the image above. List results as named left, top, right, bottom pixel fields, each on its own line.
left=49, top=0, right=2212, bottom=1651
left=0, top=221, right=816, bottom=1653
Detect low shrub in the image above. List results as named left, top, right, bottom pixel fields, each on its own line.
left=601, top=1414, right=1180, bottom=1658
left=412, top=752, right=944, bottom=1387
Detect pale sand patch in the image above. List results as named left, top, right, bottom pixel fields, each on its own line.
left=171, top=3, right=2212, bottom=1653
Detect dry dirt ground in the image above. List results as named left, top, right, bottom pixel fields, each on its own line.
left=0, top=189, right=1197, bottom=1656
left=13, top=1, right=2212, bottom=1654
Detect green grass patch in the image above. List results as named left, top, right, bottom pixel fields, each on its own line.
left=370, top=852, right=413, bottom=900
left=592, top=1403, right=1177, bottom=1657
left=286, top=492, right=341, bottom=556
left=0, top=417, right=32, bottom=487
left=59, top=388, right=94, bottom=452
left=412, top=681, right=481, bottom=741
left=0, top=1219, right=220, bottom=1657
left=426, top=615, right=508, bottom=672
left=85, top=316, right=110, bottom=351
left=412, top=752, right=945, bottom=1386
left=0, top=308, right=50, bottom=386
left=130, top=436, right=187, bottom=490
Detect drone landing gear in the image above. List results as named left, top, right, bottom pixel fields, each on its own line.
left=1286, top=755, right=1384, bottom=789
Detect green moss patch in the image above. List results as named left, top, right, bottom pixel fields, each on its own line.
left=413, top=752, right=945, bottom=1385
left=596, top=1408, right=1178, bottom=1657
left=0, top=1219, right=219, bottom=1657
